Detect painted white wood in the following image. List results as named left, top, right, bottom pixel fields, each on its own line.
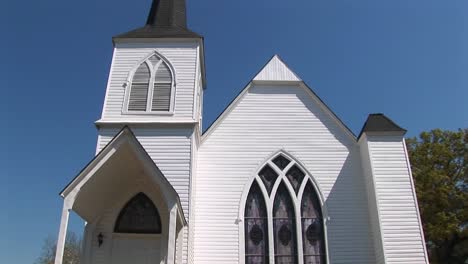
left=96, top=127, right=193, bottom=263
left=253, top=55, right=301, bottom=82
left=100, top=42, right=201, bottom=123
left=97, top=127, right=193, bottom=218
left=54, top=202, right=71, bottom=264
left=359, top=137, right=386, bottom=264
left=195, top=84, right=374, bottom=263
left=167, top=205, right=178, bottom=264
left=364, top=134, right=429, bottom=264
left=111, top=235, right=161, bottom=264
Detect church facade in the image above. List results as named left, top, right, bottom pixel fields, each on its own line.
left=53, top=1, right=429, bottom=264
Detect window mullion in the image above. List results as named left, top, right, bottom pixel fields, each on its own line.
left=146, top=61, right=155, bottom=112
left=296, top=197, right=304, bottom=264
left=267, top=193, right=275, bottom=264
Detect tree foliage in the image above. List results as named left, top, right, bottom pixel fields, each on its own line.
left=406, top=129, right=468, bottom=264
left=35, top=231, right=81, bottom=264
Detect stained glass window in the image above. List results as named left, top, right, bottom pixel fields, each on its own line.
left=273, top=183, right=298, bottom=264
left=273, top=155, right=291, bottom=170
left=258, top=165, right=278, bottom=195
left=301, top=183, right=325, bottom=264
left=286, top=165, right=305, bottom=194
left=114, top=193, right=161, bottom=234
left=245, top=181, right=269, bottom=264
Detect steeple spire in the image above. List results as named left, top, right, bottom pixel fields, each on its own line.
left=145, top=0, right=187, bottom=28
left=114, top=0, right=201, bottom=40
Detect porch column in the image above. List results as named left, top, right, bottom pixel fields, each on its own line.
left=54, top=201, right=71, bottom=264
left=167, top=204, right=178, bottom=264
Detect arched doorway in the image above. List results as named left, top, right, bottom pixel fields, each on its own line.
left=111, top=193, right=163, bottom=264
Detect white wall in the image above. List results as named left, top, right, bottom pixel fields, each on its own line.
left=100, top=42, right=200, bottom=122
left=359, top=138, right=385, bottom=264
left=85, top=180, right=169, bottom=264
left=97, top=126, right=194, bottom=264
left=195, top=84, right=374, bottom=263
left=364, top=134, right=428, bottom=264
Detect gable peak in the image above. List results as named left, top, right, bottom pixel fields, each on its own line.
left=253, top=55, right=302, bottom=82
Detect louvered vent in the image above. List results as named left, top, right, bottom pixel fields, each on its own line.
left=128, top=63, right=150, bottom=111
left=152, top=62, right=172, bottom=111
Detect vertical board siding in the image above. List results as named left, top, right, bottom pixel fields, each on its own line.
left=195, top=85, right=374, bottom=263
left=367, top=136, right=428, bottom=264
left=102, top=42, right=198, bottom=121
left=97, top=127, right=193, bottom=263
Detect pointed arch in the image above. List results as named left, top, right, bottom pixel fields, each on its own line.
left=124, top=51, right=176, bottom=113
left=244, top=180, right=269, bottom=264
left=273, top=182, right=298, bottom=264
left=128, top=62, right=151, bottom=111
left=301, top=182, right=326, bottom=264
left=114, top=192, right=162, bottom=234
left=240, top=150, right=329, bottom=264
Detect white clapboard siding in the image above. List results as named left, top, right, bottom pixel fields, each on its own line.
left=366, top=135, right=428, bottom=264
left=101, top=42, right=199, bottom=121
left=359, top=138, right=386, bottom=264
left=253, top=55, right=301, bottom=82
left=195, top=85, right=374, bottom=263
left=97, top=127, right=193, bottom=264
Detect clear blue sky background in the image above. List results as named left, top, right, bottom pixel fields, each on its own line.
left=1, top=0, right=467, bottom=263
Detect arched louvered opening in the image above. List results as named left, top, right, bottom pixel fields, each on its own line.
left=244, top=181, right=269, bottom=264
left=128, top=63, right=150, bottom=111
left=126, top=53, right=174, bottom=113
left=301, top=182, right=326, bottom=264
left=114, top=193, right=162, bottom=234
left=152, top=61, right=172, bottom=111
left=273, top=183, right=298, bottom=264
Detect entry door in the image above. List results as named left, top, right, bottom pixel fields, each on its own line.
left=111, top=236, right=162, bottom=264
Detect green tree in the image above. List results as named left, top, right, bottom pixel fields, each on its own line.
left=406, top=129, right=467, bottom=264
left=35, top=232, right=81, bottom=264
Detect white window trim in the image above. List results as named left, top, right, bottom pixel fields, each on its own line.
left=238, top=150, right=330, bottom=264
left=122, top=51, right=177, bottom=115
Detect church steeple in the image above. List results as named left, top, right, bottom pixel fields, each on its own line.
left=114, top=0, right=202, bottom=39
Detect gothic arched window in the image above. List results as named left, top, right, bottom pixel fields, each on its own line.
left=114, top=193, right=162, bottom=234
left=301, top=182, right=325, bottom=264
left=245, top=181, right=269, bottom=264
left=273, top=183, right=297, bottom=264
left=127, top=54, right=174, bottom=112
left=244, top=153, right=327, bottom=264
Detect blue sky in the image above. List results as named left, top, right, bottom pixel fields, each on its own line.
left=1, top=0, right=467, bottom=263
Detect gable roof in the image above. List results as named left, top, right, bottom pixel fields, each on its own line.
left=60, top=126, right=186, bottom=223
left=202, top=55, right=357, bottom=142
left=253, top=55, right=301, bottom=82
left=358, top=113, right=407, bottom=139
left=114, top=0, right=202, bottom=40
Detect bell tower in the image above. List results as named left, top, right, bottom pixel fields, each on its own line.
left=97, top=0, right=205, bottom=127
left=95, top=1, right=205, bottom=263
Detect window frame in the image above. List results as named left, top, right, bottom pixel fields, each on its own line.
left=240, top=151, right=329, bottom=264
left=123, top=51, right=176, bottom=115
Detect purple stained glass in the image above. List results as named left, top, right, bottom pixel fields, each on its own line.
left=286, top=165, right=305, bottom=194
left=273, top=183, right=298, bottom=264
left=114, top=193, right=161, bottom=234
left=301, top=183, right=325, bottom=264
left=245, top=181, right=269, bottom=264
left=258, top=165, right=278, bottom=195
left=273, top=155, right=291, bottom=170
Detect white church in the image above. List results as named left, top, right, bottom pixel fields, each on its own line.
left=53, top=0, right=430, bottom=263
